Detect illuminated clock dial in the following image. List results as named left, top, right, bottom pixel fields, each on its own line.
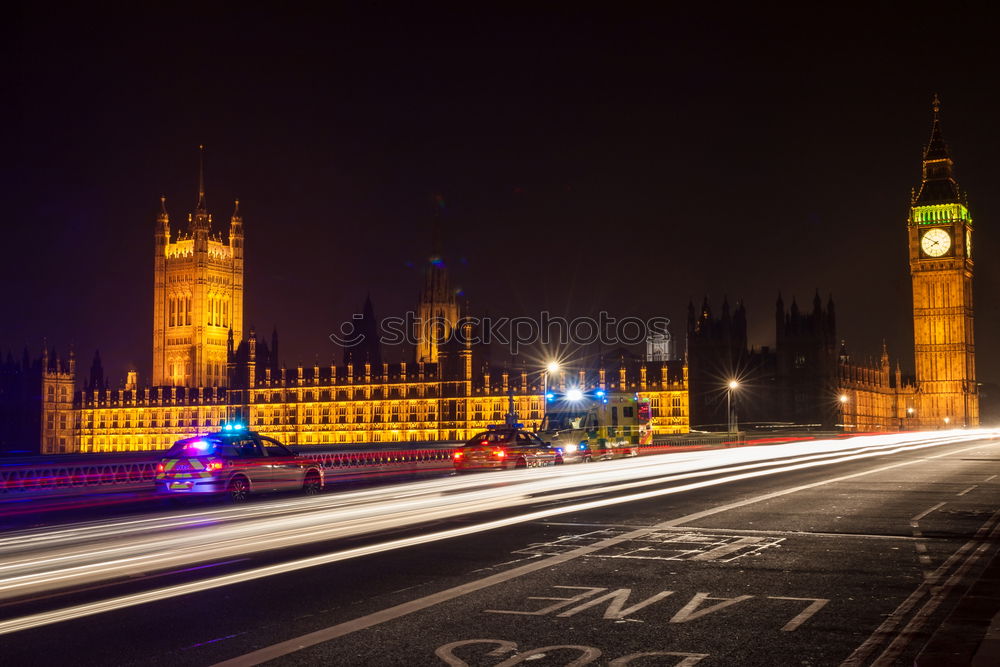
left=966, top=229, right=972, bottom=258
left=920, top=228, right=951, bottom=257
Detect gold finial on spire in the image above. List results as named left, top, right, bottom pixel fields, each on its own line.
left=157, top=195, right=169, bottom=224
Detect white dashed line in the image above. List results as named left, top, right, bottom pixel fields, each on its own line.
left=911, top=502, right=947, bottom=522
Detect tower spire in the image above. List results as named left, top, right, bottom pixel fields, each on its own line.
left=196, top=144, right=207, bottom=212
left=913, top=95, right=960, bottom=205
left=430, top=194, right=445, bottom=259
left=924, top=94, right=949, bottom=162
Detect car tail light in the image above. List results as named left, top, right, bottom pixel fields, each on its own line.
left=453, top=451, right=464, bottom=459
left=207, top=461, right=223, bottom=471
left=493, top=449, right=506, bottom=458
left=155, top=462, right=165, bottom=473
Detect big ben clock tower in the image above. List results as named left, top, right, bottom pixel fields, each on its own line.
left=908, top=96, right=978, bottom=427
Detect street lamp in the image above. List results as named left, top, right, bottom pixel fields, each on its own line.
left=838, top=394, right=850, bottom=430
left=726, top=380, right=740, bottom=433
left=543, top=361, right=560, bottom=401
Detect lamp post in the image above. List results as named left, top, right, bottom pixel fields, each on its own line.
left=839, top=393, right=849, bottom=431
left=726, top=380, right=739, bottom=433
left=543, top=361, right=560, bottom=400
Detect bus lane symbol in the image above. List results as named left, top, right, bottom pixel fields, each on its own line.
left=435, top=639, right=708, bottom=666
left=484, top=585, right=829, bottom=630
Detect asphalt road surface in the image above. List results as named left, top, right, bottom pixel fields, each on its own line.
left=1, top=430, right=999, bottom=666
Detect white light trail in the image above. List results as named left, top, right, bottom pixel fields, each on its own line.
left=0, top=430, right=994, bottom=635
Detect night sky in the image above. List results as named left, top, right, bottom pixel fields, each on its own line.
left=8, top=5, right=1000, bottom=386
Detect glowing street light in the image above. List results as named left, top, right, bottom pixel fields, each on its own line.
left=726, top=380, right=740, bottom=433
left=839, top=394, right=849, bottom=403
left=543, top=361, right=561, bottom=400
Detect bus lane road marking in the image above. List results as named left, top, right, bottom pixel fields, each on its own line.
left=484, top=585, right=828, bottom=630
left=212, top=440, right=995, bottom=666
left=434, top=639, right=708, bottom=666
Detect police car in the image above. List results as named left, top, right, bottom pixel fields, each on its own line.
left=155, top=425, right=324, bottom=502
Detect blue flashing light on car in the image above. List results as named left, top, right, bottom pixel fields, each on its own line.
left=545, top=392, right=555, bottom=401
left=186, top=439, right=211, bottom=452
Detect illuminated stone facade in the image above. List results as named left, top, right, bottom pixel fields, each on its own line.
left=40, top=348, right=77, bottom=454
left=66, top=354, right=688, bottom=453
left=415, top=220, right=459, bottom=364
left=27, top=98, right=975, bottom=454
left=907, top=98, right=979, bottom=427
left=26, top=156, right=688, bottom=454
left=836, top=344, right=917, bottom=432
left=152, top=148, right=244, bottom=388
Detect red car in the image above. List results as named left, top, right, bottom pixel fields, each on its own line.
left=453, top=427, right=563, bottom=471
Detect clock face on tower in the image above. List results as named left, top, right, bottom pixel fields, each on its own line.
left=920, top=228, right=952, bottom=257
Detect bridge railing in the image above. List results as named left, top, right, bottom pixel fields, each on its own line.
left=0, top=432, right=770, bottom=497
left=0, top=442, right=461, bottom=496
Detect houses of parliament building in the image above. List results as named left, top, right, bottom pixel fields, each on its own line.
left=0, top=99, right=979, bottom=454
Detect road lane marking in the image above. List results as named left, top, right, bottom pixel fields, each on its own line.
left=0, top=438, right=989, bottom=651
left=514, top=530, right=783, bottom=563
left=434, top=640, right=708, bottom=667
left=841, top=504, right=1000, bottom=666
left=212, top=440, right=996, bottom=666
left=484, top=586, right=606, bottom=616
left=689, top=536, right=765, bottom=561
left=911, top=502, right=947, bottom=522
left=871, top=515, right=1000, bottom=666
left=957, top=485, right=978, bottom=496
left=485, top=586, right=829, bottom=630
left=668, top=593, right=754, bottom=623
left=555, top=589, right=675, bottom=619
left=5, top=438, right=958, bottom=597
left=609, top=651, right=708, bottom=666
left=543, top=522, right=935, bottom=541
left=768, top=597, right=830, bottom=631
